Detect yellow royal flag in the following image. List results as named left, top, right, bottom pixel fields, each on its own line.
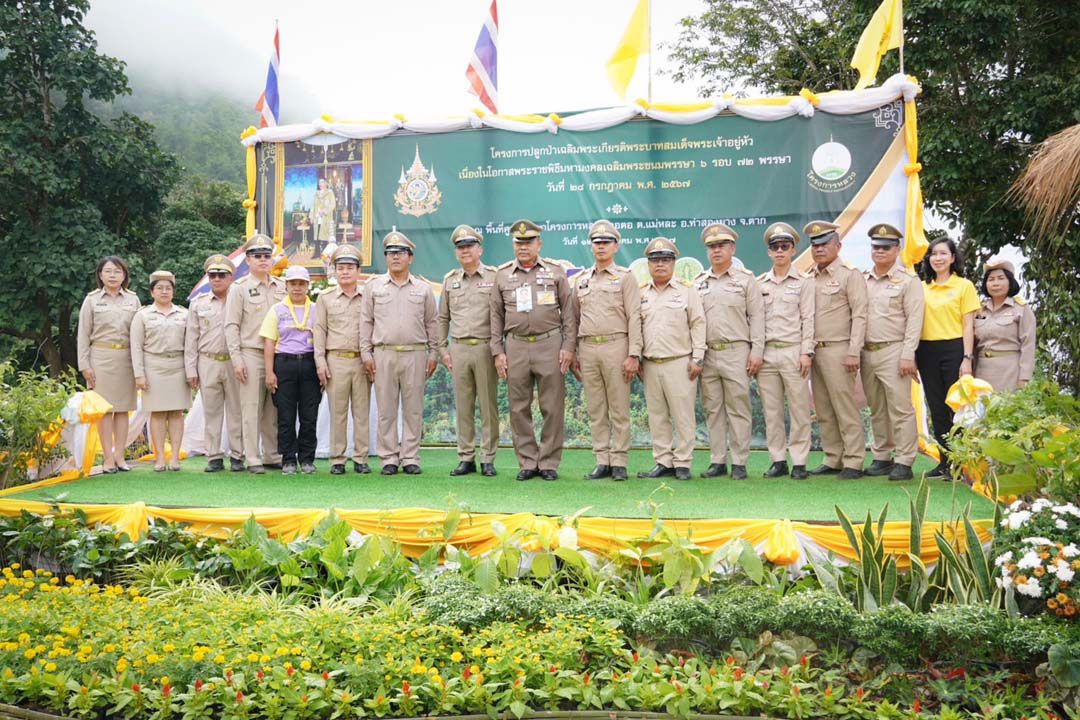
left=606, top=0, right=649, bottom=99
left=850, top=0, right=903, bottom=90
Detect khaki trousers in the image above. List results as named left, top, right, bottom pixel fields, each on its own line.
left=373, top=347, right=426, bottom=466
left=326, top=353, right=371, bottom=465
left=700, top=343, right=752, bottom=465
left=238, top=348, right=280, bottom=467
left=506, top=333, right=565, bottom=471
left=450, top=341, right=499, bottom=463
left=861, top=343, right=917, bottom=465
left=198, top=355, right=242, bottom=461
left=642, top=356, right=697, bottom=469
left=758, top=344, right=812, bottom=465
left=811, top=343, right=866, bottom=470
left=579, top=336, right=632, bottom=467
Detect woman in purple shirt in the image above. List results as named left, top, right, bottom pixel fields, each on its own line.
left=261, top=266, right=321, bottom=474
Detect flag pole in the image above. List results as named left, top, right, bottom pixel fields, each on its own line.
left=647, top=0, right=653, bottom=103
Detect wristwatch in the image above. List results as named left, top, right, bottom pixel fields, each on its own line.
left=963, top=353, right=975, bottom=361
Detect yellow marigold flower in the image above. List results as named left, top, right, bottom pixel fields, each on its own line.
left=11, top=563, right=20, bottom=570
left=450, top=651, right=463, bottom=662
left=1049, top=599, right=1060, bottom=609
left=247, top=653, right=260, bottom=663
left=471, top=646, right=483, bottom=657
left=23, top=649, right=36, bottom=659
left=18, top=633, right=29, bottom=645
left=1059, top=593, right=1071, bottom=604
left=260, top=655, right=270, bottom=664
left=213, top=654, right=225, bottom=664
left=300, top=660, right=312, bottom=671
left=291, top=646, right=303, bottom=656
left=163, top=643, right=175, bottom=653
left=354, top=655, right=364, bottom=665
left=276, top=647, right=289, bottom=656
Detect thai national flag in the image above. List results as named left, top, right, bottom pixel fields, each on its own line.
left=466, top=1, right=498, bottom=114
left=254, top=22, right=280, bottom=128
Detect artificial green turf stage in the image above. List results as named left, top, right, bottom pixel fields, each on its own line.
left=10, top=448, right=993, bottom=521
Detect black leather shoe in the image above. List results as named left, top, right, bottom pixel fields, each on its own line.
left=330, top=464, right=345, bottom=475
left=674, top=467, right=691, bottom=481
left=516, top=468, right=539, bottom=481
left=926, top=461, right=950, bottom=479
left=611, top=466, right=627, bottom=481
left=730, top=465, right=748, bottom=480
left=701, top=463, right=727, bottom=478
left=865, top=459, right=894, bottom=476
left=264, top=463, right=283, bottom=470
left=790, top=465, right=809, bottom=480
left=230, top=457, right=246, bottom=472
left=888, top=463, right=914, bottom=481
left=763, top=461, right=789, bottom=478
left=809, top=464, right=841, bottom=476
left=381, top=464, right=398, bottom=476
left=637, top=464, right=675, bottom=479
left=838, top=467, right=864, bottom=480
left=354, top=462, right=370, bottom=474
left=204, top=459, right=224, bottom=473
left=480, top=463, right=496, bottom=477
left=584, top=464, right=611, bottom=480
left=540, top=469, right=558, bottom=481
left=402, top=464, right=422, bottom=475
left=450, top=461, right=476, bottom=476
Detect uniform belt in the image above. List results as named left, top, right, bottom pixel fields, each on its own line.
left=202, top=352, right=231, bottom=362
left=275, top=351, right=315, bottom=359
left=510, top=329, right=559, bottom=343
left=452, top=337, right=488, bottom=346
left=241, top=346, right=264, bottom=354
left=146, top=351, right=183, bottom=359
left=981, top=349, right=1018, bottom=358
left=765, top=340, right=794, bottom=349
left=864, top=340, right=900, bottom=352
left=91, top=342, right=129, bottom=350
left=815, top=340, right=847, bottom=348
left=644, top=353, right=689, bottom=364
left=581, top=333, right=626, bottom=345
left=708, top=340, right=747, bottom=351
left=330, top=350, right=362, bottom=358
left=375, top=343, right=426, bottom=352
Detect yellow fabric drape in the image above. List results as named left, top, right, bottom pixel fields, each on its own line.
left=606, top=0, right=649, bottom=99
left=241, top=126, right=258, bottom=238
left=899, top=98, right=928, bottom=268
left=850, top=0, right=903, bottom=90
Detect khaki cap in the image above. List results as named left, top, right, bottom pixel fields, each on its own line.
left=644, top=236, right=679, bottom=258
left=588, top=219, right=621, bottom=242
left=331, top=244, right=362, bottom=264
left=803, top=220, right=839, bottom=246
left=984, top=255, right=1015, bottom=276
left=701, top=223, right=738, bottom=245
left=149, top=270, right=176, bottom=286
left=203, top=254, right=235, bottom=273
left=243, top=233, right=275, bottom=253
left=283, top=266, right=311, bottom=283
left=382, top=230, right=416, bottom=253
left=510, top=219, right=542, bottom=241
left=763, top=222, right=799, bottom=246
left=868, top=223, right=903, bottom=246
left=450, top=224, right=483, bottom=246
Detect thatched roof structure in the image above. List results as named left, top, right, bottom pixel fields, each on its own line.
left=1009, top=123, right=1080, bottom=245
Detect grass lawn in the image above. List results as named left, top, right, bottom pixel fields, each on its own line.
left=10, top=448, right=994, bottom=521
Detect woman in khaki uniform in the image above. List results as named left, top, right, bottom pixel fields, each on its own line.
left=974, top=257, right=1036, bottom=393
left=77, top=256, right=140, bottom=474
left=131, top=271, right=191, bottom=471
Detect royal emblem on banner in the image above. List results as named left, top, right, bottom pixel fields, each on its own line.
left=394, top=145, right=442, bottom=217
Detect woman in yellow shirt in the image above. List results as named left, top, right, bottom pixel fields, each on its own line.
left=916, top=237, right=980, bottom=478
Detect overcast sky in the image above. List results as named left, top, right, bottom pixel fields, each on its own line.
left=87, top=0, right=707, bottom=122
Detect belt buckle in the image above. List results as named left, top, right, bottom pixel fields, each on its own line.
left=111, top=343, right=124, bottom=350
left=526, top=336, right=536, bottom=343
left=467, top=338, right=480, bottom=346
left=394, top=345, right=405, bottom=352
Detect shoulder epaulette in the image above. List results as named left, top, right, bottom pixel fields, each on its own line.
left=799, top=270, right=813, bottom=279
left=640, top=280, right=650, bottom=289
left=443, top=269, right=457, bottom=280
left=740, top=267, right=754, bottom=275
left=841, top=260, right=857, bottom=271
left=1015, top=296, right=1027, bottom=306
left=692, top=271, right=708, bottom=281
left=498, top=260, right=514, bottom=269
left=756, top=272, right=769, bottom=281
left=613, top=264, right=628, bottom=273
left=679, top=278, right=692, bottom=287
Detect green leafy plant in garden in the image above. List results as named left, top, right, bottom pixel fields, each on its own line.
left=0, top=363, right=79, bottom=489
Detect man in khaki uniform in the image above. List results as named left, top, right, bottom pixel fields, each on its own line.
left=757, top=223, right=815, bottom=480
left=360, top=231, right=438, bottom=475
left=437, top=225, right=499, bottom=478
left=694, top=223, right=764, bottom=480
left=490, top=219, right=577, bottom=481
left=571, top=219, right=641, bottom=482
left=861, top=224, right=924, bottom=481
left=806, top=221, right=868, bottom=479
left=224, top=234, right=286, bottom=474
left=314, top=244, right=371, bottom=476
left=185, top=255, right=243, bottom=472
left=637, top=237, right=706, bottom=482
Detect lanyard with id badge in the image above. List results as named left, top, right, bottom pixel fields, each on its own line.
left=516, top=285, right=533, bottom=312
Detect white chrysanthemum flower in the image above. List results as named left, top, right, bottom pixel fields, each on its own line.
left=1057, top=519, right=1069, bottom=530
left=996, top=576, right=1012, bottom=589
left=1022, top=536, right=1054, bottom=546
left=1057, top=560, right=1075, bottom=583
left=1032, top=498, right=1052, bottom=511
left=1016, top=577, right=1044, bottom=598
left=1004, top=510, right=1032, bottom=529
left=1063, top=544, right=1079, bottom=558
left=1016, top=550, right=1042, bottom=570
left=1052, top=503, right=1080, bottom=517
left=994, top=551, right=1013, bottom=566
left=1009, top=499, right=1026, bottom=512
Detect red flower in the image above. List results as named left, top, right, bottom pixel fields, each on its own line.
left=549, top=665, right=557, bottom=673
left=781, top=666, right=789, bottom=676
left=725, top=655, right=734, bottom=665
left=131, top=683, right=141, bottom=694
left=513, top=678, right=521, bottom=687
left=674, top=681, right=683, bottom=694
left=194, top=679, right=203, bottom=692
left=256, top=670, right=264, bottom=682
left=322, top=671, right=330, bottom=681
left=583, top=672, right=591, bottom=685
left=402, top=680, right=411, bottom=697
left=800, top=655, right=809, bottom=667
left=734, top=668, right=744, bottom=681
left=913, top=699, right=922, bottom=714
left=825, top=686, right=832, bottom=697
left=236, top=690, right=244, bottom=704
left=162, top=684, right=171, bottom=698
left=632, top=651, right=639, bottom=662
left=678, top=657, right=686, bottom=667
left=792, top=686, right=800, bottom=696
left=944, top=668, right=966, bottom=680
left=286, top=666, right=295, bottom=677
left=761, top=680, right=769, bottom=690
left=225, top=669, right=233, bottom=683
left=463, top=667, right=472, bottom=679
left=856, top=687, right=865, bottom=701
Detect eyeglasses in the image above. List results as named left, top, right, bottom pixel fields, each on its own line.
left=385, top=250, right=410, bottom=258
left=207, top=271, right=230, bottom=278
left=768, top=242, right=794, bottom=251
left=249, top=252, right=272, bottom=260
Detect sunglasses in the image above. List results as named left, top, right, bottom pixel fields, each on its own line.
left=249, top=252, right=272, bottom=260
left=207, top=271, right=231, bottom=278
left=768, top=242, right=794, bottom=251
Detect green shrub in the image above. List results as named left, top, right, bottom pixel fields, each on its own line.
left=705, top=585, right=778, bottom=643
left=853, top=604, right=928, bottom=665
left=771, top=589, right=860, bottom=642
left=0, top=363, right=78, bottom=489
left=633, top=594, right=716, bottom=649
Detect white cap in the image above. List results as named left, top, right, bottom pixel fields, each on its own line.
left=283, top=266, right=311, bottom=283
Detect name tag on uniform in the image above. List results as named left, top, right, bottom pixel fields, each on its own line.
left=784, top=288, right=800, bottom=295
left=886, top=283, right=900, bottom=290
left=696, top=281, right=709, bottom=292
left=248, top=288, right=261, bottom=297
left=726, top=283, right=741, bottom=293
left=477, top=281, right=493, bottom=289
left=826, top=280, right=840, bottom=288
left=537, top=290, right=556, bottom=306
left=516, top=285, right=532, bottom=312
left=451, top=281, right=461, bottom=289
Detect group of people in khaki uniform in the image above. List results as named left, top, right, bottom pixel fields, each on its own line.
left=76, top=212, right=1035, bottom=483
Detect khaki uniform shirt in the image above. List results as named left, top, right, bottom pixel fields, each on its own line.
left=77, top=288, right=141, bottom=371
left=974, top=297, right=1037, bottom=381
left=224, top=274, right=286, bottom=355
left=490, top=257, right=577, bottom=355
left=358, top=274, right=438, bottom=361
left=314, top=285, right=365, bottom=371
left=758, top=267, right=815, bottom=355
left=184, top=292, right=230, bottom=377
left=131, top=304, right=188, bottom=378
left=437, top=264, right=498, bottom=350
left=812, top=257, right=868, bottom=355
left=572, top=264, right=643, bottom=357
left=640, top=280, right=706, bottom=363
left=694, top=265, right=765, bottom=355
left=864, top=266, right=924, bottom=361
